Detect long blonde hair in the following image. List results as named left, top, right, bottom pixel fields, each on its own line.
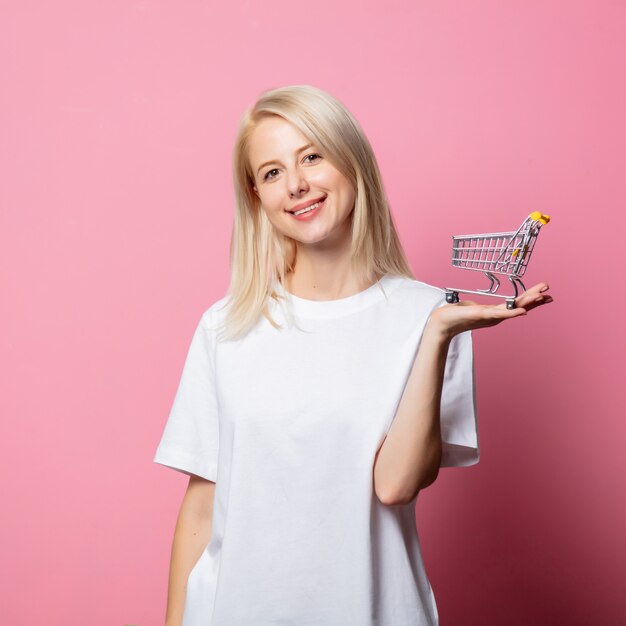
left=219, top=84, right=415, bottom=341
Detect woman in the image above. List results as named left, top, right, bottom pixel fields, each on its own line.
left=154, top=84, right=553, bottom=626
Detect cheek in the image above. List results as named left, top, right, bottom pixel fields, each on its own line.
left=336, top=179, right=356, bottom=211
left=346, top=184, right=356, bottom=205
left=261, top=196, right=289, bottom=227
left=315, top=169, right=353, bottom=200
left=259, top=188, right=283, bottom=212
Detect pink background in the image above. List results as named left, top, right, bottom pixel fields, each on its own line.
left=1, top=1, right=624, bottom=625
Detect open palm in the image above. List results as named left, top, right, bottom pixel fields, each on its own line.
left=430, top=282, right=554, bottom=339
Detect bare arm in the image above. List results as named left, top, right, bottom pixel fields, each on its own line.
left=164, top=475, right=216, bottom=626
left=373, top=319, right=452, bottom=505
left=373, top=282, right=554, bottom=506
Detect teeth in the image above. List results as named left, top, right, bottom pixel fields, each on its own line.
left=293, top=199, right=323, bottom=216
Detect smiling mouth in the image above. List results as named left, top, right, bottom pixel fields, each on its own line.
left=288, top=198, right=326, bottom=216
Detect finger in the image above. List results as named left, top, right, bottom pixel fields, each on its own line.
left=511, top=286, right=553, bottom=308
left=483, top=305, right=528, bottom=318
left=517, top=294, right=543, bottom=308
left=527, top=282, right=550, bottom=295
left=533, top=295, right=554, bottom=307
left=523, top=293, right=555, bottom=307
left=505, top=285, right=548, bottom=307
left=494, top=297, right=533, bottom=310
left=516, top=294, right=555, bottom=312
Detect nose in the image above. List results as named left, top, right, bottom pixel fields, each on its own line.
left=286, top=167, right=310, bottom=197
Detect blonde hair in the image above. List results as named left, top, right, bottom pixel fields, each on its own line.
left=218, top=84, right=415, bottom=341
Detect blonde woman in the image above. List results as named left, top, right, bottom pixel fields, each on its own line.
left=154, top=84, right=553, bottom=626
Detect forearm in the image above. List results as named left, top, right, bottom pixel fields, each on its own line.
left=165, top=510, right=213, bottom=626
left=373, top=320, right=453, bottom=505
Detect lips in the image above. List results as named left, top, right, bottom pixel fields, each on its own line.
left=286, top=195, right=326, bottom=214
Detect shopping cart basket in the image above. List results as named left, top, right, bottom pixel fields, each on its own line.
left=444, top=211, right=551, bottom=309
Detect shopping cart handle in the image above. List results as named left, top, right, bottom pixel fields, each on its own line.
left=529, top=211, right=550, bottom=225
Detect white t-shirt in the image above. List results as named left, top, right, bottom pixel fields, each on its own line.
left=154, top=273, right=479, bottom=626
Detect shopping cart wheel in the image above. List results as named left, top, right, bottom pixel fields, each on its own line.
left=445, top=291, right=459, bottom=304
left=506, top=299, right=516, bottom=310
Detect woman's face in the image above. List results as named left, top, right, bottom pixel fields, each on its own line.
left=249, top=116, right=355, bottom=246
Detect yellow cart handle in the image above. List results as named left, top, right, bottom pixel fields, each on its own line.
left=529, top=211, right=551, bottom=225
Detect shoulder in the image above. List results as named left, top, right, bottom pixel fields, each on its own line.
left=198, top=294, right=232, bottom=333
left=389, top=275, right=448, bottom=311
left=390, top=276, right=472, bottom=352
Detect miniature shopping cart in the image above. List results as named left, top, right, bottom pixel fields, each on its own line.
left=444, top=211, right=551, bottom=310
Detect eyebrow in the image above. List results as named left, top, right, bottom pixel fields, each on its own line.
left=256, top=143, right=313, bottom=176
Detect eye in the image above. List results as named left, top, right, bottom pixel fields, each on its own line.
left=262, top=154, right=322, bottom=181
left=264, top=168, right=279, bottom=181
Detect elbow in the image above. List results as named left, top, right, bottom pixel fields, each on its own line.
left=375, top=485, right=401, bottom=506
left=376, top=485, right=420, bottom=507
left=374, top=473, right=405, bottom=506
left=374, top=441, right=442, bottom=506
left=376, top=466, right=441, bottom=507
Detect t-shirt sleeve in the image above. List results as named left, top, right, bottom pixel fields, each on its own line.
left=439, top=327, right=480, bottom=467
left=153, top=309, right=219, bottom=482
